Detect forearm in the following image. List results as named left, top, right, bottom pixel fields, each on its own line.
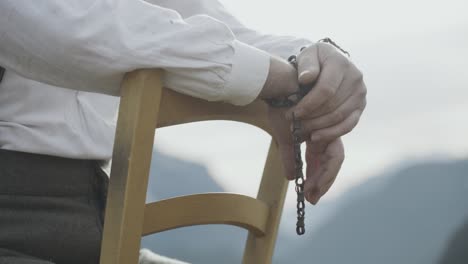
left=151, top=0, right=313, bottom=59
left=0, top=0, right=270, bottom=105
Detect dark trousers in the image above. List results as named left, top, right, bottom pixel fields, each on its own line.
left=0, top=149, right=108, bottom=264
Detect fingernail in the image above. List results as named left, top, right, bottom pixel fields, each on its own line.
left=299, top=70, right=311, bottom=78
left=299, top=70, right=312, bottom=84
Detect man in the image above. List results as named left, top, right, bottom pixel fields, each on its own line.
left=0, top=0, right=367, bottom=263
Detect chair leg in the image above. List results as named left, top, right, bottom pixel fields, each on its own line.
left=243, top=140, right=289, bottom=264
left=100, top=70, right=163, bottom=264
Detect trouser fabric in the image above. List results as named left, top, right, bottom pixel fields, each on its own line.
left=0, top=149, right=108, bottom=264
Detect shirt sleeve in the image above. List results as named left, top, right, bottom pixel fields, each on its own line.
left=152, top=0, right=313, bottom=59
left=0, top=0, right=271, bottom=105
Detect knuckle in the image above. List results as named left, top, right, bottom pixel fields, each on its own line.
left=348, top=112, right=361, bottom=129
left=334, top=109, right=345, bottom=122
left=359, top=83, right=367, bottom=97
left=303, top=120, right=316, bottom=132
left=347, top=63, right=364, bottom=83
left=298, top=103, right=313, bottom=116
left=317, top=41, right=332, bottom=51
left=325, top=54, right=349, bottom=71
left=361, top=97, right=367, bottom=110
left=338, top=152, right=345, bottom=164
left=344, top=123, right=354, bottom=134
left=318, top=85, right=334, bottom=99
left=317, top=43, right=336, bottom=62
left=320, top=101, right=333, bottom=114
left=341, top=117, right=358, bottom=135
left=353, top=109, right=362, bottom=119
left=336, top=55, right=350, bottom=68
left=297, top=53, right=312, bottom=68
left=354, top=68, right=364, bottom=82
left=326, top=99, right=340, bottom=113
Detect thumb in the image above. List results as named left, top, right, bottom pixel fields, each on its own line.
left=297, top=44, right=320, bottom=85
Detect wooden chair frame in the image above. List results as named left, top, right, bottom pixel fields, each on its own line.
left=99, top=69, right=289, bottom=264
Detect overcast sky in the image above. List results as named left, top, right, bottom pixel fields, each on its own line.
left=153, top=0, right=468, bottom=206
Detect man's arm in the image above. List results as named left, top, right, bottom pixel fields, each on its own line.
left=0, top=0, right=366, bottom=204
left=154, top=1, right=366, bottom=137
left=152, top=0, right=313, bottom=59
left=0, top=0, right=290, bottom=105
left=153, top=1, right=367, bottom=204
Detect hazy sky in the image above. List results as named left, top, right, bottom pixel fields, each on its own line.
left=153, top=0, right=468, bottom=206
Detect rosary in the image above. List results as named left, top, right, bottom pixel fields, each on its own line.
left=265, top=38, right=349, bottom=235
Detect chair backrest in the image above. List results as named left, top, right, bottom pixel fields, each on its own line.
left=99, top=69, right=289, bottom=264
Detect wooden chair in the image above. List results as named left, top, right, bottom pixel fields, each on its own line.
left=99, top=69, right=289, bottom=264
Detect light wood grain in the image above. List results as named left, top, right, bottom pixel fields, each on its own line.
left=100, top=69, right=163, bottom=264
left=143, top=193, right=269, bottom=236
left=157, top=88, right=273, bottom=135
left=243, top=141, right=289, bottom=264
left=100, top=69, right=289, bottom=264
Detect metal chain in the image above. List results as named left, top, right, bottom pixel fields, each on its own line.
left=287, top=55, right=306, bottom=235
left=292, top=112, right=306, bottom=235
left=265, top=54, right=308, bottom=235
left=318, top=37, right=350, bottom=57
left=264, top=38, right=349, bottom=236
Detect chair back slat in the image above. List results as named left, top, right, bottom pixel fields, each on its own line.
left=100, top=69, right=289, bottom=264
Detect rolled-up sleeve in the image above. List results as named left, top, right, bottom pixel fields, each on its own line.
left=0, top=0, right=270, bottom=105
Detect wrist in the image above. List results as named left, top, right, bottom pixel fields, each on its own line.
left=258, top=56, right=298, bottom=100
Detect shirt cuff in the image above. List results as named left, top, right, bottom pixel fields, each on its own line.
left=222, top=40, right=270, bottom=106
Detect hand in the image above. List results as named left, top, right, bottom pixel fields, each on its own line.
left=304, top=138, right=344, bottom=204
left=267, top=106, right=344, bottom=205
left=286, top=42, right=367, bottom=143
left=260, top=52, right=352, bottom=205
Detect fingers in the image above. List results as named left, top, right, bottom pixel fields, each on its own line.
left=304, top=62, right=365, bottom=119
left=304, top=138, right=344, bottom=204
left=309, top=109, right=362, bottom=143
left=318, top=175, right=338, bottom=199
left=287, top=47, right=348, bottom=120
left=297, top=87, right=366, bottom=138
left=297, top=45, right=320, bottom=85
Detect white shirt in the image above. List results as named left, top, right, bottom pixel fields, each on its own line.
left=0, top=0, right=311, bottom=159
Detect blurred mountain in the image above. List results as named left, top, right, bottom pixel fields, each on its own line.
left=141, top=151, right=247, bottom=264
left=141, top=151, right=468, bottom=264
left=144, top=150, right=225, bottom=201
left=284, top=159, right=468, bottom=264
